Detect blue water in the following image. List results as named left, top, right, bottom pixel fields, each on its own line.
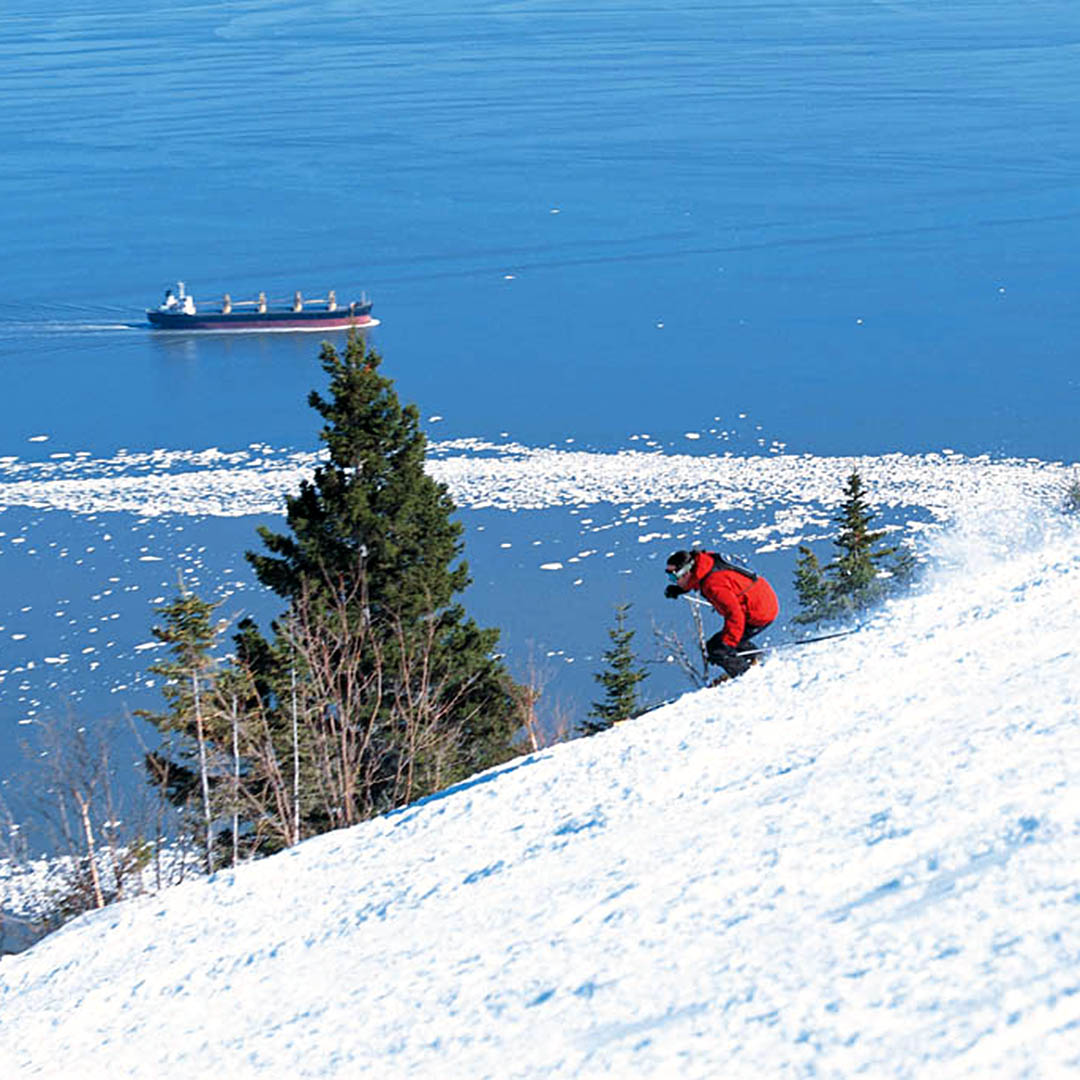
left=2, top=0, right=1079, bottom=808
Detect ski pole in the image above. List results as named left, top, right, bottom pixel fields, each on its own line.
left=737, top=627, right=859, bottom=657
left=680, top=594, right=713, bottom=609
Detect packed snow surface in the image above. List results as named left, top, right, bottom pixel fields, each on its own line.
left=2, top=510, right=1079, bottom=1077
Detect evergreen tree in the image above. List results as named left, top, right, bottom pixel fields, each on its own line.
left=828, top=471, right=896, bottom=615
left=239, top=331, right=523, bottom=831
left=792, top=545, right=830, bottom=626
left=137, top=587, right=225, bottom=871
left=794, top=471, right=912, bottom=626
left=583, top=602, right=647, bottom=734
left=248, top=332, right=465, bottom=624
left=1064, top=472, right=1080, bottom=513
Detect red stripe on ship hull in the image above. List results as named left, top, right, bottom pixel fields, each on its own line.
left=150, top=316, right=379, bottom=332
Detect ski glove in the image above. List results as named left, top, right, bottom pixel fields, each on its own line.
left=664, top=584, right=683, bottom=599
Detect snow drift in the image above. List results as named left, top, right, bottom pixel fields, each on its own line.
left=1, top=510, right=1079, bottom=1078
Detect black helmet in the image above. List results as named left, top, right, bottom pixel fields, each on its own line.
left=665, top=550, right=695, bottom=579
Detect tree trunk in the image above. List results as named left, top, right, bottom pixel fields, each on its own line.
left=193, top=673, right=214, bottom=874
left=291, top=665, right=301, bottom=845
left=231, top=695, right=240, bottom=868
left=75, top=791, right=106, bottom=910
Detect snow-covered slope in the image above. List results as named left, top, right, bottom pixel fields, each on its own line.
left=2, top=513, right=1079, bottom=1079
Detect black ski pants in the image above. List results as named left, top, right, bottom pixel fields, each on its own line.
left=706, top=621, right=772, bottom=678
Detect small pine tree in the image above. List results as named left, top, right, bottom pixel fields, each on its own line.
left=137, top=586, right=224, bottom=872
left=794, top=471, right=911, bottom=626
left=1064, top=472, right=1080, bottom=514
left=828, top=471, right=896, bottom=615
left=583, top=603, right=647, bottom=734
left=793, top=545, right=830, bottom=626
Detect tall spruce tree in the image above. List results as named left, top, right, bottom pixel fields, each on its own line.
left=240, top=331, right=523, bottom=830
left=584, top=602, right=647, bottom=734
left=794, top=470, right=910, bottom=625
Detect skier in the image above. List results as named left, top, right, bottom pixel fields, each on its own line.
left=664, top=549, right=779, bottom=679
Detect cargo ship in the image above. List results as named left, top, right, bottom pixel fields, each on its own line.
left=147, top=282, right=378, bottom=332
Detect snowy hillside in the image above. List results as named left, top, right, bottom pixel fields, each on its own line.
left=2, top=511, right=1079, bottom=1078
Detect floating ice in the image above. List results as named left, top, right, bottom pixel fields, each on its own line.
left=0, top=440, right=1074, bottom=563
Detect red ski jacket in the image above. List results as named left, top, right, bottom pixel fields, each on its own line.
left=681, top=551, right=779, bottom=647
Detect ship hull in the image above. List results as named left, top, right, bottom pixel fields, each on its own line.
left=147, top=303, right=377, bottom=332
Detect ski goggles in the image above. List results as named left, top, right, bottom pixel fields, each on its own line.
left=666, top=567, right=690, bottom=583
